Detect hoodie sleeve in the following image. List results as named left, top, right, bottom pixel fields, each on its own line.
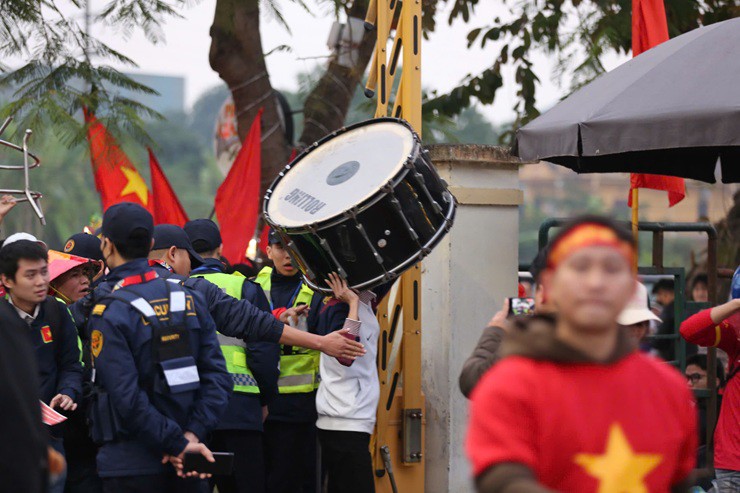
left=185, top=277, right=284, bottom=343
left=459, top=326, right=506, bottom=399
left=53, top=300, right=83, bottom=402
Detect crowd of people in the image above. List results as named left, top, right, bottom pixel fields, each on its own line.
left=0, top=195, right=381, bottom=493
left=462, top=216, right=739, bottom=493
left=2, top=191, right=739, bottom=493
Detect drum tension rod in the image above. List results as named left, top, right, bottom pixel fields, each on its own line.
left=286, top=240, right=317, bottom=281
left=345, top=209, right=389, bottom=274
left=308, top=224, right=349, bottom=280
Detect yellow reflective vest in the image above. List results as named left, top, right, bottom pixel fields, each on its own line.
left=191, top=271, right=259, bottom=394
left=255, top=267, right=318, bottom=394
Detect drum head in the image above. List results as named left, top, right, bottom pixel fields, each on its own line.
left=267, top=121, right=415, bottom=228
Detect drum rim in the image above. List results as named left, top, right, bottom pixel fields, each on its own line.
left=297, top=190, right=457, bottom=294
left=263, top=117, right=420, bottom=231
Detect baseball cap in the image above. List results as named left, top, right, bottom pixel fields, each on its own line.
left=618, top=282, right=662, bottom=326
left=268, top=228, right=283, bottom=245
left=2, top=232, right=47, bottom=250
left=184, top=219, right=222, bottom=253
left=63, top=233, right=104, bottom=262
left=101, top=203, right=154, bottom=249
left=153, top=224, right=204, bottom=268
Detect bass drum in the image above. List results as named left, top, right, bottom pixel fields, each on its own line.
left=263, top=118, right=456, bottom=294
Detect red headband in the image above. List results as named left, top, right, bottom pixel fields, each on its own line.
left=547, top=223, right=636, bottom=270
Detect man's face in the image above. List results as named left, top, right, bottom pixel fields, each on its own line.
left=169, top=248, right=192, bottom=276
left=545, top=246, right=635, bottom=333
left=685, top=364, right=708, bottom=390
left=624, top=321, right=649, bottom=346
left=2, top=258, right=49, bottom=306
left=692, top=282, right=709, bottom=303
left=267, top=243, right=296, bottom=276
left=655, top=288, right=675, bottom=306
left=53, top=266, right=91, bottom=302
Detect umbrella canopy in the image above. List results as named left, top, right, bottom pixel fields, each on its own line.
left=513, top=17, right=740, bottom=183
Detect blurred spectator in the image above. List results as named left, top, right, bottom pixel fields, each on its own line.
left=681, top=300, right=740, bottom=490
left=231, top=261, right=259, bottom=279
left=690, top=273, right=709, bottom=303
left=652, top=279, right=679, bottom=361
left=617, top=282, right=661, bottom=351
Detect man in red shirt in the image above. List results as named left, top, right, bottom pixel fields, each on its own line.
left=466, top=216, right=697, bottom=493
left=680, top=299, right=740, bottom=490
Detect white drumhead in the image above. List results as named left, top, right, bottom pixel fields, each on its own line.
left=267, top=121, right=415, bottom=228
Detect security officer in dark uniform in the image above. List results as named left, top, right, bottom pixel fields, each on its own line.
left=87, top=203, right=232, bottom=493
left=154, top=222, right=280, bottom=493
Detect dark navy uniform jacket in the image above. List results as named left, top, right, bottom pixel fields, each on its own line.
left=27, top=298, right=83, bottom=406
left=190, top=258, right=280, bottom=431
left=72, top=262, right=284, bottom=345
left=266, top=271, right=349, bottom=424
left=87, top=259, right=231, bottom=478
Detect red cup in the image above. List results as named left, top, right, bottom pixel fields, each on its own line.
left=337, top=325, right=361, bottom=367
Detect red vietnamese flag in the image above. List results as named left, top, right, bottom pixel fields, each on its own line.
left=84, top=108, right=152, bottom=211
left=628, top=0, right=685, bottom=207
left=148, top=148, right=189, bottom=226
left=215, top=109, right=263, bottom=264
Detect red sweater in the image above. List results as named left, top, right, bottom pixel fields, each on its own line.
left=467, top=353, right=696, bottom=492
left=681, top=309, right=740, bottom=471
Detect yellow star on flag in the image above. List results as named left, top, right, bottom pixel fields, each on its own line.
left=120, top=166, right=149, bottom=205
left=574, top=423, right=663, bottom=493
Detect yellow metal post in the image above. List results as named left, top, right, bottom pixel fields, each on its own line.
left=368, top=0, right=425, bottom=488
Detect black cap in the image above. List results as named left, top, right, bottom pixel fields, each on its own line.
left=152, top=224, right=204, bottom=268
left=184, top=219, right=222, bottom=253
left=268, top=228, right=283, bottom=245
left=63, top=233, right=104, bottom=262
left=101, top=203, right=154, bottom=250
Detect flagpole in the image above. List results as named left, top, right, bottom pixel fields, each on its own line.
left=631, top=188, right=639, bottom=268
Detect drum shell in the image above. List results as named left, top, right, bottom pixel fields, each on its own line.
left=268, top=145, right=455, bottom=294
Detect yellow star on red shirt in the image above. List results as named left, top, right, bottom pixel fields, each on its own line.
left=574, top=423, right=663, bottom=493
left=120, top=166, right=149, bottom=205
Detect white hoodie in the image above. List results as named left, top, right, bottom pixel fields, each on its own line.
left=316, top=292, right=380, bottom=434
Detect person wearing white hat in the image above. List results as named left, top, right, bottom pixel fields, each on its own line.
left=617, top=281, right=662, bottom=348
left=2, top=232, right=47, bottom=250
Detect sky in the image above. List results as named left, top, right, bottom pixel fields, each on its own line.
left=76, top=0, right=629, bottom=126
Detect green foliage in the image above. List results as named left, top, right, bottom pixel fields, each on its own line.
left=428, top=0, right=738, bottom=144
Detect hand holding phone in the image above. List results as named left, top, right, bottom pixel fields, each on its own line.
left=183, top=451, right=234, bottom=476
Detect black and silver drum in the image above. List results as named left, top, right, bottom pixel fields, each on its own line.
left=263, top=118, right=457, bottom=294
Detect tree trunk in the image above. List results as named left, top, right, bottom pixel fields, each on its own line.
left=209, top=0, right=291, bottom=202
left=299, top=0, right=376, bottom=146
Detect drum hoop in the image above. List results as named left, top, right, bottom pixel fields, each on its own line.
left=262, top=117, right=419, bottom=230
left=299, top=190, right=457, bottom=294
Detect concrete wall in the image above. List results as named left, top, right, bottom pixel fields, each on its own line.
left=421, top=145, right=522, bottom=492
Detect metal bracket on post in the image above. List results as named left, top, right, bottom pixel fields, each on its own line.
left=402, top=409, right=423, bottom=463
left=0, top=118, right=46, bottom=225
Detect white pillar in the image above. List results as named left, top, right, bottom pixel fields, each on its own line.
left=422, top=145, right=522, bottom=492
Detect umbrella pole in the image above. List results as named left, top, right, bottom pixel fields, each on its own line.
left=631, top=188, right=639, bottom=265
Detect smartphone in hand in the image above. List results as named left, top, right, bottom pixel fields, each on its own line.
left=508, top=297, right=535, bottom=317
left=182, top=452, right=234, bottom=475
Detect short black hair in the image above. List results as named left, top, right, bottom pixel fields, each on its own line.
left=691, top=273, right=708, bottom=290
left=529, top=247, right=549, bottom=284
left=686, top=354, right=726, bottom=387
left=549, top=215, right=635, bottom=254
left=0, top=240, right=48, bottom=280
left=652, top=279, right=675, bottom=294
left=112, top=228, right=152, bottom=261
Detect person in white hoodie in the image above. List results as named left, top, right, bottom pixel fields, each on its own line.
left=315, top=273, right=380, bottom=493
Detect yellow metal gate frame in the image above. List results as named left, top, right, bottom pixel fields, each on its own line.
left=364, top=0, right=425, bottom=490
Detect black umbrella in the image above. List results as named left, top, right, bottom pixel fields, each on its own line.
left=512, top=17, right=740, bottom=183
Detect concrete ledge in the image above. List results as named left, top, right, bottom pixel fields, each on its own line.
left=449, top=187, right=523, bottom=206
left=426, top=144, right=533, bottom=169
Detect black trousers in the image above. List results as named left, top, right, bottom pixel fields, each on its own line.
left=263, top=421, right=317, bottom=493
left=208, top=429, right=265, bottom=493
left=318, top=430, right=374, bottom=493
left=101, top=471, right=205, bottom=493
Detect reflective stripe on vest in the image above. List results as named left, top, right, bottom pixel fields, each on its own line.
left=192, top=271, right=259, bottom=394
left=255, top=267, right=319, bottom=394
